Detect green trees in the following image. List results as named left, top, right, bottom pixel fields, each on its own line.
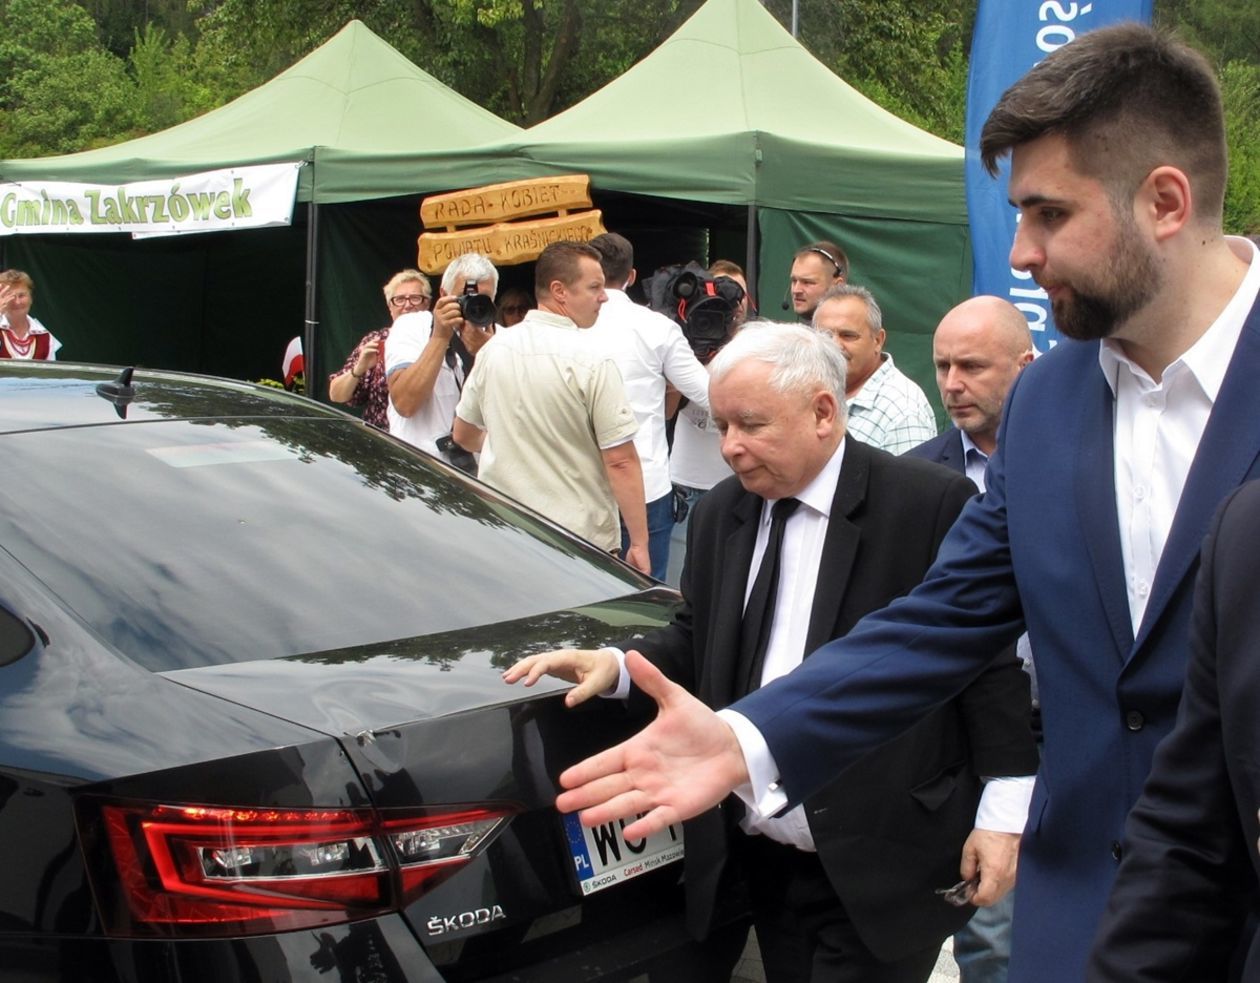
left=1221, top=61, right=1260, bottom=235
left=0, top=0, right=1255, bottom=231
left=0, top=0, right=135, bottom=157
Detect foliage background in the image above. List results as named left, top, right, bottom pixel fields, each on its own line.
left=0, top=0, right=1257, bottom=231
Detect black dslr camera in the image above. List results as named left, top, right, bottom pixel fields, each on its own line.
left=644, top=262, right=745, bottom=362
left=457, top=279, right=497, bottom=328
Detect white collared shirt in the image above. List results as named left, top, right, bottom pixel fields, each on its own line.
left=732, top=441, right=846, bottom=850
left=1103, top=235, right=1260, bottom=634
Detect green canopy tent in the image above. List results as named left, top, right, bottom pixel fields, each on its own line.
left=0, top=21, right=523, bottom=390
left=516, top=0, right=971, bottom=410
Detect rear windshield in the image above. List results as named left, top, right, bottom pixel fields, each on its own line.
left=0, top=417, right=646, bottom=672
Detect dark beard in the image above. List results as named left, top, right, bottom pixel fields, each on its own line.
left=1053, top=217, right=1161, bottom=342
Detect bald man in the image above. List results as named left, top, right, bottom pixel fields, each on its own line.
left=906, top=296, right=1034, bottom=983
left=909, top=297, right=1035, bottom=471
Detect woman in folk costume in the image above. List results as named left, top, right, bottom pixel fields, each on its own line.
left=0, top=270, right=61, bottom=361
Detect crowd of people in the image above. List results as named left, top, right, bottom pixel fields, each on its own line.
left=328, top=235, right=951, bottom=582
left=300, top=22, right=1260, bottom=983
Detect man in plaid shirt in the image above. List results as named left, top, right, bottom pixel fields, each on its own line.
left=813, top=284, right=937, bottom=454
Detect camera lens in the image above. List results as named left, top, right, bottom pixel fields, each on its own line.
left=458, top=293, right=497, bottom=327
left=672, top=272, right=700, bottom=299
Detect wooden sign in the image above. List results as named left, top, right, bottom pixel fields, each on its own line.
left=418, top=211, right=606, bottom=274
left=417, top=174, right=604, bottom=273
left=420, top=175, right=592, bottom=230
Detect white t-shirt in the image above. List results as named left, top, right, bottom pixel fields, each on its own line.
left=588, top=290, right=710, bottom=502
left=669, top=400, right=732, bottom=490
left=384, top=311, right=464, bottom=455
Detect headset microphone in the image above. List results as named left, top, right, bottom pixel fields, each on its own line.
left=781, top=287, right=791, bottom=311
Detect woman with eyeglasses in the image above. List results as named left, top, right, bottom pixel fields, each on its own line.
left=0, top=270, right=61, bottom=361
left=328, top=269, right=432, bottom=428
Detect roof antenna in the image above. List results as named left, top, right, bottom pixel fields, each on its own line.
left=95, top=367, right=135, bottom=419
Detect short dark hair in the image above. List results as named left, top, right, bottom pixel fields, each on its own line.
left=793, top=241, right=848, bottom=279
left=980, top=23, right=1226, bottom=221
left=588, top=232, right=634, bottom=286
left=535, top=241, right=602, bottom=297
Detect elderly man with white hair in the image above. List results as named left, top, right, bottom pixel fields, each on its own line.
left=385, top=252, right=499, bottom=456
left=506, top=322, right=1035, bottom=983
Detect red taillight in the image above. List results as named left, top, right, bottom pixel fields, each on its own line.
left=83, top=799, right=514, bottom=938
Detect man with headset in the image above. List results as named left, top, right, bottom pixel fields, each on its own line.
left=787, top=240, right=847, bottom=323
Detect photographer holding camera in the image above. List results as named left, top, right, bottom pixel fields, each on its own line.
left=385, top=253, right=499, bottom=458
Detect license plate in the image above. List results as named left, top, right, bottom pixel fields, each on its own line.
left=562, top=812, right=684, bottom=895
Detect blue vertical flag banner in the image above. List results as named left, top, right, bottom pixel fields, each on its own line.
left=965, top=0, right=1153, bottom=352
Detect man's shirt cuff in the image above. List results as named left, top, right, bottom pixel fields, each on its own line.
left=606, top=648, right=631, bottom=700
left=717, top=709, right=788, bottom=819
left=976, top=775, right=1035, bottom=832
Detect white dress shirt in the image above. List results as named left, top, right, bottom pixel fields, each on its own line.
left=1104, top=236, right=1260, bottom=634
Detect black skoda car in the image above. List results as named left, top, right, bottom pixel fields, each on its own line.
left=0, top=363, right=729, bottom=981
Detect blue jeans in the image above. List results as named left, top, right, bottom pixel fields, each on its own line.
left=953, top=888, right=1014, bottom=983
left=621, top=492, right=676, bottom=582
left=665, top=485, right=708, bottom=587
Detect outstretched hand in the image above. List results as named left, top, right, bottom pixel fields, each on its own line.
left=556, top=651, right=750, bottom=840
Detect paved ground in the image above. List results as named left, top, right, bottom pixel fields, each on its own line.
left=730, top=932, right=959, bottom=982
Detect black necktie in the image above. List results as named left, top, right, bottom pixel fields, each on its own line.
left=738, top=497, right=800, bottom=695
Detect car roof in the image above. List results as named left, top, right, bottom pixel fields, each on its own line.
left=0, top=362, right=345, bottom=434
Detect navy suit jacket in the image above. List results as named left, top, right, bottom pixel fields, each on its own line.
left=1089, top=481, right=1260, bottom=980
left=732, top=295, right=1260, bottom=982
left=904, top=426, right=967, bottom=476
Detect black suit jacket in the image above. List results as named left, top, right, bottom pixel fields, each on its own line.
left=624, top=439, right=1037, bottom=960
left=1088, top=480, right=1260, bottom=981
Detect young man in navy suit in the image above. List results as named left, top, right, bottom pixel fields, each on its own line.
left=553, top=24, right=1260, bottom=983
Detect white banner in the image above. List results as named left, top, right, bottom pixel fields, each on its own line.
left=0, top=162, right=303, bottom=238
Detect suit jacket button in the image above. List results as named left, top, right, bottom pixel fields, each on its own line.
left=1125, top=710, right=1145, bottom=731
left=1111, top=840, right=1123, bottom=862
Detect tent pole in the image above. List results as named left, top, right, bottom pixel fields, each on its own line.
left=304, top=199, right=319, bottom=399
left=745, top=203, right=759, bottom=313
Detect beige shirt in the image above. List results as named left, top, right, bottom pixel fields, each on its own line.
left=455, top=309, right=638, bottom=551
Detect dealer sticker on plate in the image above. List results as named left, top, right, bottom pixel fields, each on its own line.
left=562, top=812, right=684, bottom=895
